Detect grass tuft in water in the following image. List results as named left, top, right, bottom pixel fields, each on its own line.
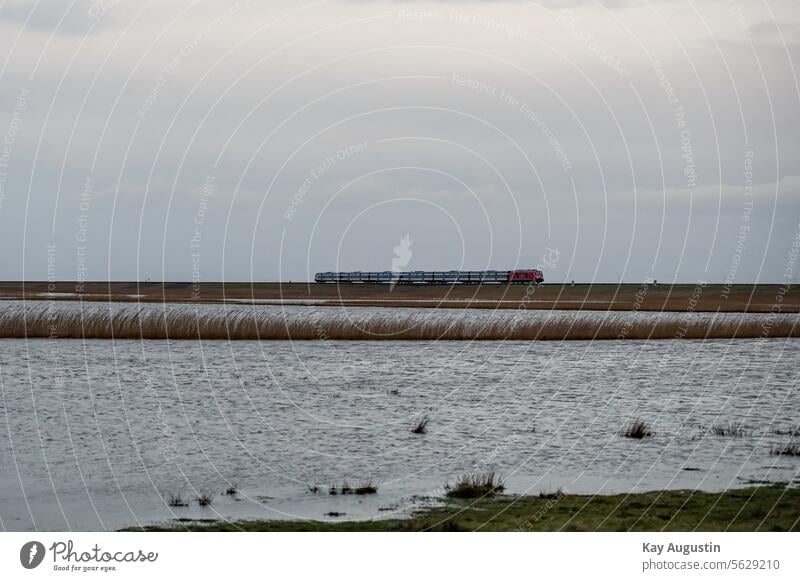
left=329, top=481, right=375, bottom=495
left=167, top=492, right=189, bottom=508
left=709, top=423, right=749, bottom=438
left=196, top=493, right=215, bottom=507
left=411, top=416, right=430, bottom=434
left=445, top=472, right=505, bottom=499
left=354, top=480, right=378, bottom=495
left=621, top=419, right=653, bottom=439
left=770, top=425, right=800, bottom=437
left=771, top=443, right=800, bottom=456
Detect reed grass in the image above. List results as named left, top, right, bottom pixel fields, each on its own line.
left=196, top=493, right=215, bottom=507
left=709, top=423, right=749, bottom=438
left=4, top=302, right=799, bottom=341
left=770, top=425, right=800, bottom=437
left=354, top=481, right=378, bottom=495
left=445, top=472, right=505, bottom=499
left=411, top=416, right=430, bottom=434
left=167, top=492, right=188, bottom=507
left=771, top=443, right=800, bottom=456
left=622, top=420, right=653, bottom=439
left=326, top=480, right=378, bottom=495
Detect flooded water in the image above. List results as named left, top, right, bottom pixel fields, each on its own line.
left=1, top=309, right=799, bottom=530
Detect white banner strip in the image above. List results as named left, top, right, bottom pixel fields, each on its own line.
left=1, top=532, right=797, bottom=580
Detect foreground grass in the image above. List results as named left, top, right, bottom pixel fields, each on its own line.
left=129, top=484, right=799, bottom=532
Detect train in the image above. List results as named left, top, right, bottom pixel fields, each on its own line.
left=314, top=269, right=544, bottom=285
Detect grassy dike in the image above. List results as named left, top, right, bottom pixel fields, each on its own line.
left=130, top=484, right=799, bottom=532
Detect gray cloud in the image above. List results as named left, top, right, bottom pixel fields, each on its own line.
left=0, top=0, right=112, bottom=35
left=0, top=0, right=798, bottom=283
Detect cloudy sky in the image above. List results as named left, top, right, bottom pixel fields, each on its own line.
left=0, top=0, right=798, bottom=283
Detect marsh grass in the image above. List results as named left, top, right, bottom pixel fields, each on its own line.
left=329, top=481, right=377, bottom=495
left=10, top=302, right=800, bottom=340
left=411, top=416, right=430, bottom=434
left=770, top=425, right=800, bottom=437
left=621, top=420, right=653, bottom=439
left=709, top=423, right=749, bottom=438
left=445, top=472, right=505, bottom=499
left=196, top=493, right=215, bottom=507
left=538, top=488, right=564, bottom=500
left=354, top=481, right=378, bottom=495
left=167, top=492, right=189, bottom=507
left=771, top=443, right=800, bottom=456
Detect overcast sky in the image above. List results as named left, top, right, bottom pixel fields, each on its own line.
left=0, top=0, right=798, bottom=283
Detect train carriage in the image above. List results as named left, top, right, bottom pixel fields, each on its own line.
left=314, top=268, right=543, bottom=285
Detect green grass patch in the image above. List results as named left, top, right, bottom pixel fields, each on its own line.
left=128, top=484, right=799, bottom=532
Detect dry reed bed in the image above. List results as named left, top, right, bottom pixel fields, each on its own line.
left=1, top=303, right=799, bottom=340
